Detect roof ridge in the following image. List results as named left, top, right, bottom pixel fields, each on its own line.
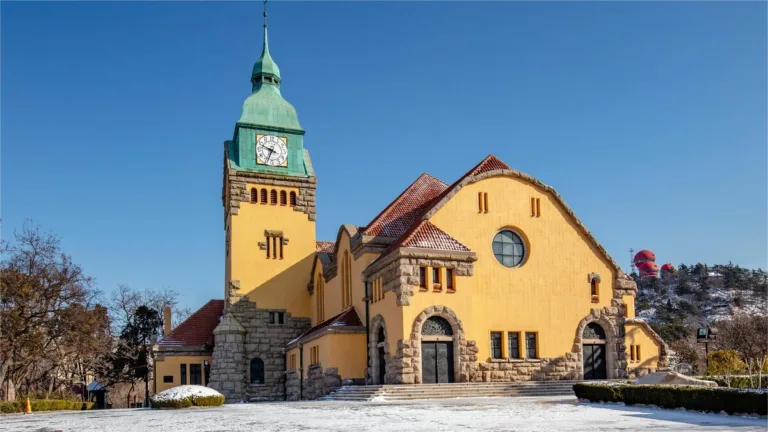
left=363, top=173, right=447, bottom=236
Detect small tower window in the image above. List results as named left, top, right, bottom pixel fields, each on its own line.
left=270, top=190, right=277, bottom=205
left=260, top=189, right=268, bottom=204
left=280, top=191, right=287, bottom=206
left=250, top=188, right=258, bottom=203
left=289, top=192, right=297, bottom=207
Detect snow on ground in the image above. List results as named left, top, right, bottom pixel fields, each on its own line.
left=3, top=396, right=766, bottom=432
left=151, top=385, right=222, bottom=403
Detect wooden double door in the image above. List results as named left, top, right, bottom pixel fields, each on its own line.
left=583, top=343, right=607, bottom=380
left=421, top=341, right=454, bottom=384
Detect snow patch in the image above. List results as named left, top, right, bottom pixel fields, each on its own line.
left=151, top=385, right=222, bottom=403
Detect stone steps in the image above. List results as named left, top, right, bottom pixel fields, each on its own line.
left=321, top=380, right=599, bottom=402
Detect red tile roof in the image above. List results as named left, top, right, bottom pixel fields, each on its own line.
left=400, top=221, right=470, bottom=251
left=421, top=154, right=510, bottom=216
left=316, top=241, right=335, bottom=253
left=158, top=299, right=224, bottom=349
left=288, top=307, right=363, bottom=346
left=362, top=173, right=448, bottom=238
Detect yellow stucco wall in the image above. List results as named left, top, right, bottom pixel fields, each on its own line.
left=300, top=333, right=367, bottom=379
left=625, top=322, right=660, bottom=370
left=422, top=175, right=618, bottom=361
left=229, top=183, right=314, bottom=316
left=154, top=355, right=211, bottom=393
left=312, top=230, right=377, bottom=327
left=623, top=294, right=635, bottom=318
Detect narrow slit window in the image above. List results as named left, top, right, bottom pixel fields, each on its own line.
left=289, top=191, right=297, bottom=206
left=446, top=268, right=454, bottom=291
left=483, top=193, right=489, bottom=213
left=531, top=198, right=536, bottom=216
left=279, top=237, right=284, bottom=259
left=536, top=198, right=541, bottom=217
left=478, top=192, right=483, bottom=213
left=280, top=190, right=287, bottom=206
left=491, top=332, right=503, bottom=359
left=525, top=332, right=538, bottom=359
left=250, top=188, right=258, bottom=203
left=630, top=345, right=636, bottom=361
left=508, top=332, right=520, bottom=359
left=432, top=267, right=441, bottom=289
left=270, top=190, right=277, bottom=205
left=273, top=237, right=278, bottom=259
left=260, top=189, right=268, bottom=204
left=266, top=236, right=271, bottom=258
left=419, top=267, right=427, bottom=290
left=636, top=345, right=641, bottom=361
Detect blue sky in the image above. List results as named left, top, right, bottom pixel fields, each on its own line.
left=2, top=2, right=766, bottom=312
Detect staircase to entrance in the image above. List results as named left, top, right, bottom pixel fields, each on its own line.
left=320, top=380, right=593, bottom=402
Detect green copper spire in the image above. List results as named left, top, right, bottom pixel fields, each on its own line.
left=251, top=1, right=281, bottom=88
left=238, top=0, right=302, bottom=131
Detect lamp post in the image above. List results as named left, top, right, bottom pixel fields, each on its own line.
left=697, top=327, right=718, bottom=370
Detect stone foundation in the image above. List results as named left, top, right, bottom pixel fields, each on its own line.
left=209, top=299, right=310, bottom=402
left=473, top=356, right=581, bottom=382
left=302, top=364, right=342, bottom=400
left=285, top=370, right=301, bottom=401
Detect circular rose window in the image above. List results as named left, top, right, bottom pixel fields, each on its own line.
left=492, top=230, right=525, bottom=267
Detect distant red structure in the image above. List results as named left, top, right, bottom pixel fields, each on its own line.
left=633, top=250, right=658, bottom=278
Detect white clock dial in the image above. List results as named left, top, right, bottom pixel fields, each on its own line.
left=256, top=135, right=288, bottom=167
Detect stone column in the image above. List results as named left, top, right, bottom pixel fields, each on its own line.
left=208, top=313, right=247, bottom=402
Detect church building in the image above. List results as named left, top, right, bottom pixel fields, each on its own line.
left=153, top=13, right=668, bottom=401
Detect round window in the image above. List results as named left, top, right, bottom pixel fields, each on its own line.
left=492, top=230, right=525, bottom=267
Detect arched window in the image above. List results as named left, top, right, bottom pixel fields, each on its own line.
left=250, top=188, right=258, bottom=203
left=260, top=189, right=268, bottom=204
left=377, top=327, right=386, bottom=344
left=289, top=191, right=297, bottom=207
left=591, top=279, right=599, bottom=296
left=270, top=190, right=277, bottom=205
left=280, top=191, right=287, bottom=206
left=250, top=358, right=265, bottom=384
left=583, top=323, right=606, bottom=340
left=422, top=316, right=453, bottom=336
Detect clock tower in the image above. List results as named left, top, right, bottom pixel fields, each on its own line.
left=211, top=8, right=315, bottom=402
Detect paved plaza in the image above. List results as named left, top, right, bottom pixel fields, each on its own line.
left=2, top=396, right=765, bottom=432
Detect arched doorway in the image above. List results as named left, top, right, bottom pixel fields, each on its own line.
left=582, top=323, right=607, bottom=380
left=250, top=358, right=265, bottom=384
left=377, top=327, right=386, bottom=384
left=421, top=316, right=454, bottom=384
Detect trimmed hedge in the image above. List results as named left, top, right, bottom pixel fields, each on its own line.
left=0, top=400, right=95, bottom=414
left=574, top=383, right=767, bottom=416
left=151, top=394, right=224, bottom=409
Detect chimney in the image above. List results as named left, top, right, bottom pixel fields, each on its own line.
left=163, top=306, right=172, bottom=337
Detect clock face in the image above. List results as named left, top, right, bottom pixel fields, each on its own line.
left=256, top=135, right=288, bottom=167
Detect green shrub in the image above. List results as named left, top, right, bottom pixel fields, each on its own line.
left=192, top=395, right=225, bottom=407
left=575, top=383, right=767, bottom=416
left=0, top=399, right=95, bottom=414
left=151, top=396, right=194, bottom=409
left=572, top=383, right=623, bottom=403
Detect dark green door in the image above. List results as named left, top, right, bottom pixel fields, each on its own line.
left=421, top=341, right=454, bottom=384
left=583, top=344, right=607, bottom=380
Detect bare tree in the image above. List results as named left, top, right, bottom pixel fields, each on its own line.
left=714, top=314, right=768, bottom=388
left=0, top=222, right=108, bottom=400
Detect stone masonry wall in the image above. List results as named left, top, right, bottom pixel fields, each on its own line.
left=285, top=370, right=300, bottom=401
left=227, top=170, right=317, bottom=221
left=210, top=299, right=310, bottom=402
left=302, top=364, right=342, bottom=400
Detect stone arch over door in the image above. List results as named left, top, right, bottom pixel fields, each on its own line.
left=574, top=313, right=620, bottom=380
left=411, top=306, right=467, bottom=384
left=368, top=314, right=388, bottom=384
